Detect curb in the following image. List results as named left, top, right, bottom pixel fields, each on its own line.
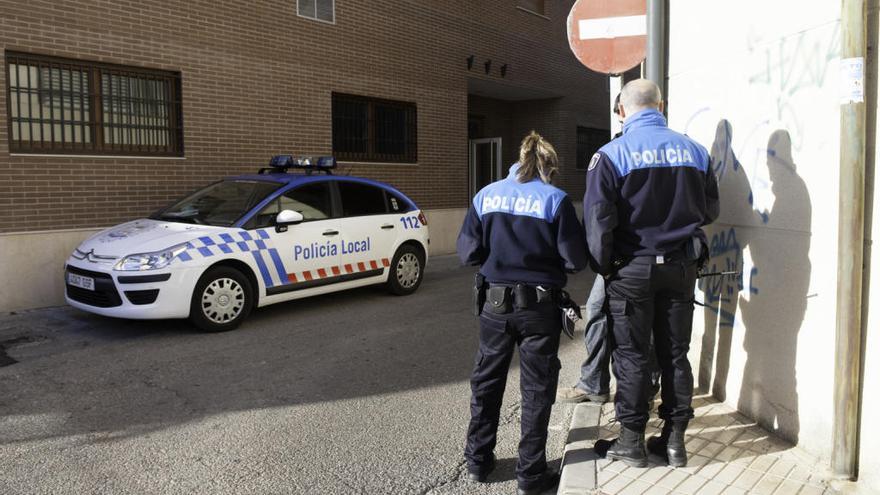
left=558, top=402, right=603, bottom=494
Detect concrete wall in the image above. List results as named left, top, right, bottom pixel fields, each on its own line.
left=0, top=228, right=99, bottom=312
left=424, top=208, right=467, bottom=257
left=668, top=0, right=840, bottom=465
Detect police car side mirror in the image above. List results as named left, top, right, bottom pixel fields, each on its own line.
left=275, top=210, right=304, bottom=233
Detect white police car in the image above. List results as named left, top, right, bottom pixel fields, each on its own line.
left=64, top=156, right=429, bottom=331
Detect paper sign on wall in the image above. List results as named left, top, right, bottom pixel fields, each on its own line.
left=840, top=57, right=865, bottom=104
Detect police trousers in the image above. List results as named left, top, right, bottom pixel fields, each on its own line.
left=577, top=276, right=660, bottom=397
left=606, top=258, right=698, bottom=430
left=465, top=302, right=561, bottom=488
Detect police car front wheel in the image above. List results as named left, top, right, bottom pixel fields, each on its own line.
left=386, top=245, right=424, bottom=296
left=190, top=266, right=254, bottom=332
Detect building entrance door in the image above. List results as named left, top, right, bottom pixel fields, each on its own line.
left=469, top=137, right=502, bottom=199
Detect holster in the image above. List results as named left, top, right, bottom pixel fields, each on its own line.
left=685, top=235, right=709, bottom=271
left=558, top=289, right=581, bottom=339
left=472, top=273, right=487, bottom=316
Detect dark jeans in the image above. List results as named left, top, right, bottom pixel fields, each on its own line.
left=606, top=259, right=697, bottom=430
left=465, top=302, right=561, bottom=489
left=577, top=276, right=660, bottom=396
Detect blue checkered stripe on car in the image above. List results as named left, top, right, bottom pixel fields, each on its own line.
left=176, top=230, right=290, bottom=289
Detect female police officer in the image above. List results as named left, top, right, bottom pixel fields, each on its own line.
left=457, top=131, right=587, bottom=495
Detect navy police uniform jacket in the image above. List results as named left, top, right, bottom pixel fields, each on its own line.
left=584, top=109, right=720, bottom=275
left=457, top=165, right=587, bottom=288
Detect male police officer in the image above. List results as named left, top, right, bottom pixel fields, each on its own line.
left=585, top=80, right=719, bottom=468
left=459, top=132, right=587, bottom=494
left=559, top=94, right=660, bottom=406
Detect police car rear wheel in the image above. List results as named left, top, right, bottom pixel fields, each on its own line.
left=387, top=245, right=424, bottom=295
left=190, top=267, right=253, bottom=332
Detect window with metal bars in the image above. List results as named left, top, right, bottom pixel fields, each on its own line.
left=332, top=93, right=417, bottom=164
left=517, top=0, right=546, bottom=15
left=5, top=52, right=183, bottom=156
left=297, top=0, right=334, bottom=23
left=576, top=126, right=611, bottom=169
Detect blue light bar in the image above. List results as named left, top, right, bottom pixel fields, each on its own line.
left=270, top=155, right=294, bottom=167
left=316, top=156, right=337, bottom=169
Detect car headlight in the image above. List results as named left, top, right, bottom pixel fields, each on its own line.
left=114, top=243, right=189, bottom=271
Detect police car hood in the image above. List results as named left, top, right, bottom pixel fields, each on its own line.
left=78, top=219, right=230, bottom=257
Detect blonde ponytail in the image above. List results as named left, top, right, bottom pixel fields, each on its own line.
left=517, top=131, right=559, bottom=184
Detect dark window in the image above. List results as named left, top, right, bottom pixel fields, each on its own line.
left=339, top=181, right=388, bottom=217
left=577, top=126, right=611, bottom=170
left=517, top=0, right=545, bottom=15
left=5, top=52, right=183, bottom=156
left=298, top=0, right=334, bottom=23
left=154, top=181, right=281, bottom=227
left=332, top=93, right=417, bottom=163
left=247, top=182, right=334, bottom=229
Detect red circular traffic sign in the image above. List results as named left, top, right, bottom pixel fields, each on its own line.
left=567, top=0, right=647, bottom=75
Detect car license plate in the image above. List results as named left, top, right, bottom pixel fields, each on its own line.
left=68, top=273, right=95, bottom=291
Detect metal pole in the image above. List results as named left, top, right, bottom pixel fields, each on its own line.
left=645, top=0, right=667, bottom=100
left=833, top=0, right=867, bottom=480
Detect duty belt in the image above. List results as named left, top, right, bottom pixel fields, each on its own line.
left=487, top=283, right=559, bottom=310
left=616, top=250, right=690, bottom=267
left=480, top=282, right=581, bottom=339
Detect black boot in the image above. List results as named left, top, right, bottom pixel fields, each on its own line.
left=647, top=421, right=688, bottom=467
left=596, top=425, right=647, bottom=468
left=466, top=453, right=495, bottom=482
left=516, top=468, right=559, bottom=495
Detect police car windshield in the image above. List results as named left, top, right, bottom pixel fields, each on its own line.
left=153, top=180, right=282, bottom=227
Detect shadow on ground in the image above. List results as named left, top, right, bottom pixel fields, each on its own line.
left=0, top=256, right=592, bottom=448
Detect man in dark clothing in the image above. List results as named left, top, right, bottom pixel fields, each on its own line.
left=585, top=79, right=720, bottom=468
left=558, top=94, right=660, bottom=406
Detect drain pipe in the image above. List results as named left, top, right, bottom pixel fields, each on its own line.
left=645, top=0, right=668, bottom=106
left=833, top=0, right=867, bottom=480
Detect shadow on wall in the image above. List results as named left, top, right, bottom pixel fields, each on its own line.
left=698, top=121, right=811, bottom=444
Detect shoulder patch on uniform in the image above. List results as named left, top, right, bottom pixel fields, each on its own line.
left=587, top=153, right=600, bottom=171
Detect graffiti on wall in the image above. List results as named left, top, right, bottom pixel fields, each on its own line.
left=747, top=22, right=839, bottom=151
left=699, top=227, right=759, bottom=328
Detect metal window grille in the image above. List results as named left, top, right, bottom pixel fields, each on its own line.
left=5, top=52, right=183, bottom=156
left=576, top=126, right=610, bottom=169
left=332, top=93, right=417, bottom=163
left=517, top=0, right=545, bottom=15
left=297, top=0, right=335, bottom=23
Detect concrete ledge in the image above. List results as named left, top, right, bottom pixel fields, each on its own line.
left=423, top=208, right=467, bottom=256
left=0, top=228, right=101, bottom=313
left=558, top=402, right=602, bottom=494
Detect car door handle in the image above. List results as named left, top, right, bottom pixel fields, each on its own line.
left=381, top=224, right=395, bottom=230
left=323, top=230, right=339, bottom=236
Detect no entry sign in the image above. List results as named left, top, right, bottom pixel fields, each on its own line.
left=567, top=0, right=647, bottom=75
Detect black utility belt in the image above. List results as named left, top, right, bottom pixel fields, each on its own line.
left=622, top=252, right=691, bottom=265
left=484, top=283, right=559, bottom=314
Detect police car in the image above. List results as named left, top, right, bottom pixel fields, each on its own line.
left=64, top=156, right=429, bottom=331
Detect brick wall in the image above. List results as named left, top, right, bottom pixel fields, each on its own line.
left=0, top=0, right=608, bottom=233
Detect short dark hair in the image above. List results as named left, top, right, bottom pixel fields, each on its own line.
left=612, top=93, right=621, bottom=115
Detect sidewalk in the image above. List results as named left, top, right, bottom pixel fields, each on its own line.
left=559, top=394, right=836, bottom=495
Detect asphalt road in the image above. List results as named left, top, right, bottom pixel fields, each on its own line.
left=0, top=255, right=595, bottom=495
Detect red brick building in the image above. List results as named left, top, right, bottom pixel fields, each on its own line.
left=0, top=0, right=609, bottom=310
